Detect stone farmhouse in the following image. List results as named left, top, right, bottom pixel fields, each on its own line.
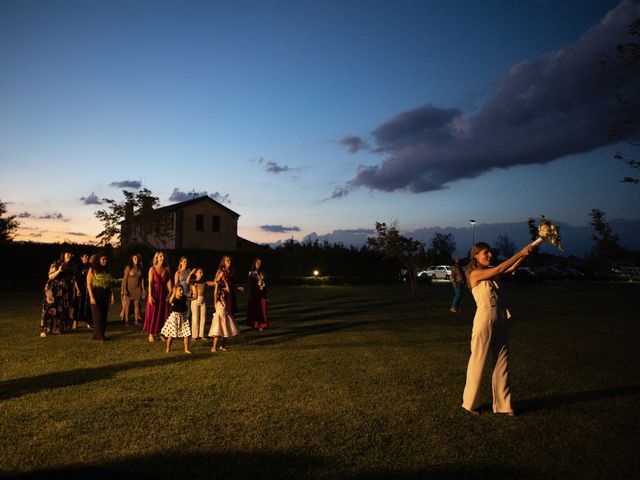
left=121, top=195, right=259, bottom=251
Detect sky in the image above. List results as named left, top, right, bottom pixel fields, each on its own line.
left=1, top=0, right=639, bottom=249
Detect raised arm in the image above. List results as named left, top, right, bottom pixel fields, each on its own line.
left=470, top=244, right=534, bottom=286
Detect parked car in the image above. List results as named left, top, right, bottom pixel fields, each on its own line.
left=418, top=265, right=452, bottom=280
left=511, top=267, right=537, bottom=283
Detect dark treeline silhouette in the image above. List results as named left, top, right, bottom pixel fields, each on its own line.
left=2, top=239, right=401, bottom=289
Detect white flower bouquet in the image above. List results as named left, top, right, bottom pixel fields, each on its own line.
left=532, top=215, right=563, bottom=251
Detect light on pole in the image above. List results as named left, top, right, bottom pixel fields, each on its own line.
left=469, top=219, right=476, bottom=247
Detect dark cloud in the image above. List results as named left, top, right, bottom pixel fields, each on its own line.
left=260, top=225, right=301, bottom=233
left=39, top=212, right=69, bottom=222
left=265, top=161, right=291, bottom=174
left=80, top=193, right=102, bottom=205
left=335, top=1, right=640, bottom=196
left=169, top=188, right=206, bottom=202
left=110, top=180, right=142, bottom=189
left=67, top=231, right=87, bottom=237
left=169, top=188, right=232, bottom=204
left=339, top=136, right=369, bottom=153
left=209, top=192, right=231, bottom=204
left=17, top=212, right=32, bottom=218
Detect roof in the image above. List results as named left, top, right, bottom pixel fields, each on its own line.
left=154, top=195, right=240, bottom=219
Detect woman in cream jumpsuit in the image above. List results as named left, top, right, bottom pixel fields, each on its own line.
left=462, top=241, right=534, bottom=416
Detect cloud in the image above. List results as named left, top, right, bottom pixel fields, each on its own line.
left=80, top=193, right=102, bottom=205
left=169, top=188, right=232, bottom=204
left=335, top=1, right=640, bottom=195
left=17, top=212, right=32, bottom=218
left=209, top=192, right=231, bottom=204
left=67, top=231, right=87, bottom=237
left=39, top=212, right=69, bottom=222
left=110, top=180, right=142, bottom=189
left=304, top=228, right=375, bottom=245
left=265, top=161, right=291, bottom=174
left=260, top=224, right=301, bottom=233
left=339, top=136, right=369, bottom=153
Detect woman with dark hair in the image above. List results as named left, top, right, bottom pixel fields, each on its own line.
left=461, top=241, right=533, bottom=417
left=246, top=258, right=268, bottom=331
left=143, top=251, right=172, bottom=342
left=214, top=255, right=243, bottom=317
left=40, top=251, right=78, bottom=335
left=121, top=253, right=145, bottom=325
left=74, top=253, right=93, bottom=329
left=86, top=254, right=115, bottom=342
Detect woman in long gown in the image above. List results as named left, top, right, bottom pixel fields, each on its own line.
left=74, top=253, right=93, bottom=329
left=87, top=254, right=115, bottom=341
left=461, top=241, right=533, bottom=417
left=143, top=251, right=172, bottom=342
left=246, top=258, right=268, bottom=331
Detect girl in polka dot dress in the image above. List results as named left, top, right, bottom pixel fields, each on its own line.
left=161, top=284, right=192, bottom=354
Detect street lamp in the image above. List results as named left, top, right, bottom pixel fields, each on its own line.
left=469, top=219, right=476, bottom=247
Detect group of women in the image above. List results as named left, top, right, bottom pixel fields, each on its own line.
left=40, top=251, right=115, bottom=341
left=40, top=251, right=270, bottom=347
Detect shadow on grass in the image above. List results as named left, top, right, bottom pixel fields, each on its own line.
left=0, top=450, right=532, bottom=480
left=239, top=320, right=381, bottom=347
left=516, top=384, right=640, bottom=414
left=0, top=355, right=203, bottom=401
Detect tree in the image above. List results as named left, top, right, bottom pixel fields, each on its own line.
left=0, top=199, right=19, bottom=243
left=367, top=222, right=425, bottom=296
left=589, top=208, right=626, bottom=264
left=94, top=188, right=173, bottom=247
left=599, top=16, right=640, bottom=185
left=493, top=235, right=516, bottom=261
left=427, top=232, right=456, bottom=264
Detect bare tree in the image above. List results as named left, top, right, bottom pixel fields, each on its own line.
left=493, top=235, right=516, bottom=261
left=368, top=222, right=425, bottom=296
left=600, top=16, right=640, bottom=185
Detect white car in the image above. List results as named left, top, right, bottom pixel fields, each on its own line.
left=418, top=265, right=452, bottom=280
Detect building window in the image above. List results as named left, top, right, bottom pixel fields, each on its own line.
left=195, top=214, right=204, bottom=231
left=212, top=215, right=220, bottom=232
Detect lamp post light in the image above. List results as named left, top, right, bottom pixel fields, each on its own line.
left=469, top=219, right=476, bottom=247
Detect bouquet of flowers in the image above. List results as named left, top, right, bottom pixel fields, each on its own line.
left=532, top=215, right=563, bottom=251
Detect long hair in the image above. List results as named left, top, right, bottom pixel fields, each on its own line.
left=465, top=242, right=491, bottom=287
left=152, top=251, right=168, bottom=268
left=176, top=256, right=188, bottom=272
left=218, top=255, right=233, bottom=272
left=127, top=253, right=142, bottom=270
left=249, top=258, right=262, bottom=273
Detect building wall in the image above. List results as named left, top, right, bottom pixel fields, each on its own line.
left=179, top=201, right=238, bottom=250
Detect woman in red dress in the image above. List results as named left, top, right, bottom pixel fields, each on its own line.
left=143, top=251, right=172, bottom=342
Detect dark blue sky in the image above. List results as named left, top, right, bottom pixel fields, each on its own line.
left=1, top=0, right=638, bottom=245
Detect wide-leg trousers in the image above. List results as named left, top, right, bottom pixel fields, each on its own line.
left=462, top=306, right=512, bottom=413
left=190, top=297, right=207, bottom=339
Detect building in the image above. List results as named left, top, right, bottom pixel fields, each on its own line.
left=122, top=195, right=259, bottom=251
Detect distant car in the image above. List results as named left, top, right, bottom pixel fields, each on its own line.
left=511, top=267, right=538, bottom=283
left=418, top=265, right=451, bottom=280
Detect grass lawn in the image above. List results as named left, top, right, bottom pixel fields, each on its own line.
left=0, top=282, right=638, bottom=479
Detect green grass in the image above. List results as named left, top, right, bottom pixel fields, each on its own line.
left=0, top=282, right=639, bottom=479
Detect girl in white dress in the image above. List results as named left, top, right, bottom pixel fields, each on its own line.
left=209, top=276, right=238, bottom=352
left=461, top=241, right=533, bottom=417
left=161, top=285, right=192, bottom=354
